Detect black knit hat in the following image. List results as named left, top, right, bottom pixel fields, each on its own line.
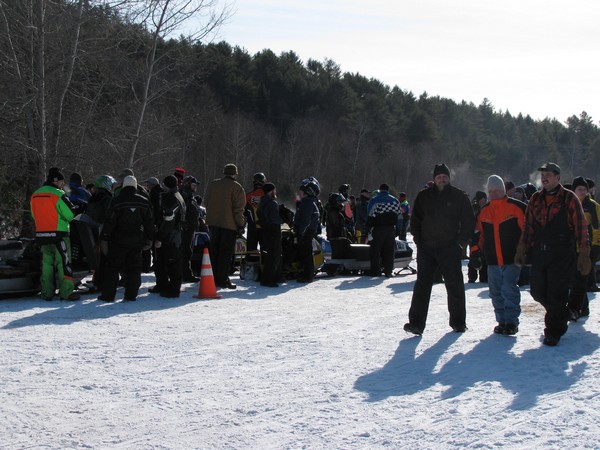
left=572, top=176, right=589, bottom=191
left=47, top=167, right=65, bottom=183
left=263, top=182, right=276, bottom=194
left=69, top=172, right=83, bottom=184
left=433, top=163, right=450, bottom=178
left=163, top=175, right=178, bottom=189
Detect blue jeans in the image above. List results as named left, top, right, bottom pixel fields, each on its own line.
left=487, top=264, right=521, bottom=326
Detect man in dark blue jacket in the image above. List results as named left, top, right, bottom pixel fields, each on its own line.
left=367, top=184, right=401, bottom=277
left=294, top=179, right=321, bottom=283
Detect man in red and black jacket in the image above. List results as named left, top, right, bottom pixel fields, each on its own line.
left=471, top=175, right=526, bottom=336
left=515, top=162, right=591, bottom=346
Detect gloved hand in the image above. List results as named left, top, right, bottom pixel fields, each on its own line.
left=469, top=250, right=482, bottom=270
left=578, top=246, right=592, bottom=276
left=100, top=240, right=109, bottom=256
left=514, top=242, right=528, bottom=267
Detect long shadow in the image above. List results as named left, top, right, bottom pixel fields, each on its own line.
left=354, top=332, right=461, bottom=402
left=438, top=328, right=600, bottom=410
left=335, top=275, right=386, bottom=290
left=355, top=327, right=600, bottom=410
left=1, top=290, right=204, bottom=329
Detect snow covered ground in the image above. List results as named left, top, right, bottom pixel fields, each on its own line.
left=1, top=247, right=600, bottom=449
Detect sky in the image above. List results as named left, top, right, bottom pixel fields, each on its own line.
left=205, top=0, right=600, bottom=123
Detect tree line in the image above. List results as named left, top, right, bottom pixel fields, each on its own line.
left=1, top=0, right=599, bottom=238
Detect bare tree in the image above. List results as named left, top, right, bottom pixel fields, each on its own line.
left=121, top=0, right=232, bottom=168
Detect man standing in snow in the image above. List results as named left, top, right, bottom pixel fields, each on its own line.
left=30, top=167, right=79, bottom=301
left=204, top=164, right=246, bottom=290
left=257, top=183, right=284, bottom=287
left=516, top=163, right=591, bottom=346
left=404, top=163, right=475, bottom=335
left=99, top=176, right=154, bottom=302
left=471, top=175, right=526, bottom=335
left=366, top=184, right=401, bottom=277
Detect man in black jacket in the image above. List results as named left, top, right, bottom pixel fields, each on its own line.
left=257, top=183, right=284, bottom=287
left=404, top=163, right=475, bottom=335
left=99, top=176, right=154, bottom=302
left=294, top=179, right=321, bottom=283
left=180, top=176, right=200, bottom=282
left=151, top=175, right=186, bottom=298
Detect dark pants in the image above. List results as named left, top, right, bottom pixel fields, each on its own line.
left=180, top=228, right=195, bottom=279
left=103, top=245, right=143, bottom=300
left=247, top=227, right=262, bottom=252
left=154, top=241, right=182, bottom=296
left=261, top=228, right=282, bottom=284
left=468, top=260, right=488, bottom=282
left=530, top=247, right=575, bottom=339
left=408, top=242, right=466, bottom=331
left=297, top=229, right=316, bottom=280
left=568, top=261, right=589, bottom=315
left=369, top=225, right=396, bottom=275
left=209, top=226, right=237, bottom=285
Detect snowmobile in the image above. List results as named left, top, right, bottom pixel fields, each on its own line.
left=322, top=237, right=415, bottom=276
left=236, top=225, right=326, bottom=281
left=0, top=215, right=99, bottom=298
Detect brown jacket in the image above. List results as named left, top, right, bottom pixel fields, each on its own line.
left=204, top=176, right=246, bottom=231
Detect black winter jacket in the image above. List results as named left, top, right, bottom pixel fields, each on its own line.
left=410, top=184, right=475, bottom=248
left=101, top=186, right=154, bottom=250
left=294, top=196, right=320, bottom=236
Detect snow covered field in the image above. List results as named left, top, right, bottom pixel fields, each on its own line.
left=1, top=254, right=600, bottom=449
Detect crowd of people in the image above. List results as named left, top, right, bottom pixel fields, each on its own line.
left=29, top=160, right=599, bottom=346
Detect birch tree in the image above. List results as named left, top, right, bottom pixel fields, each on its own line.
left=121, top=0, right=231, bottom=168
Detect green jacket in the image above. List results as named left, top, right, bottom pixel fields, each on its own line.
left=30, top=183, right=76, bottom=243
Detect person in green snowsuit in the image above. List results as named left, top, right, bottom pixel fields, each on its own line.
left=30, top=167, right=78, bottom=300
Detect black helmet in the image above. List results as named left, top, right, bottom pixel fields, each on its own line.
left=300, top=176, right=321, bottom=196
left=339, top=183, right=350, bottom=194
left=253, top=172, right=266, bottom=183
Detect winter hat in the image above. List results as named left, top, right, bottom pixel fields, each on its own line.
left=47, top=167, right=65, bottom=183
left=122, top=175, right=137, bottom=189
left=117, top=168, right=134, bottom=183
left=144, top=177, right=160, bottom=187
left=263, top=182, right=276, bottom=194
left=537, top=162, right=561, bottom=174
left=586, top=178, right=595, bottom=189
left=398, top=192, right=407, bottom=201
left=379, top=183, right=390, bottom=191
left=486, top=175, right=506, bottom=194
left=504, top=181, right=515, bottom=191
left=572, top=176, right=589, bottom=191
left=69, top=172, right=83, bottom=185
left=433, top=163, right=450, bottom=178
left=223, top=163, right=238, bottom=176
left=360, top=188, right=370, bottom=194
left=183, top=176, right=198, bottom=186
left=474, top=190, right=488, bottom=202
left=163, top=175, right=178, bottom=189
left=173, top=168, right=186, bottom=183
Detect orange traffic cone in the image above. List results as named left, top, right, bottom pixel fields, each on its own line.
left=194, top=248, right=222, bottom=299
